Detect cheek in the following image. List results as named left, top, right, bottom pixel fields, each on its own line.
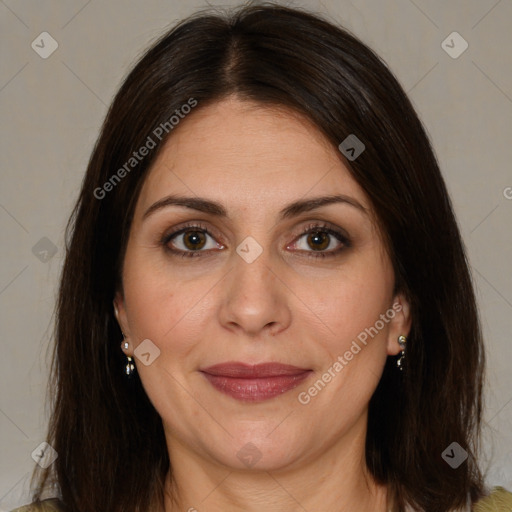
left=324, top=288, right=388, bottom=344
left=121, top=257, right=213, bottom=416
left=315, top=262, right=393, bottom=351
left=122, top=252, right=219, bottom=354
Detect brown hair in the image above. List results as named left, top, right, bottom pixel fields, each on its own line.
left=30, top=3, right=486, bottom=511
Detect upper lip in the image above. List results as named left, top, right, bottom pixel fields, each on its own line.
left=200, top=362, right=311, bottom=378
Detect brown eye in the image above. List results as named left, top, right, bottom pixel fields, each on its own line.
left=162, top=224, right=223, bottom=257
left=182, top=230, right=207, bottom=250
left=287, top=222, right=350, bottom=259
left=307, top=231, right=330, bottom=251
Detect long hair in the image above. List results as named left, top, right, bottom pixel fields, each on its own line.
left=30, top=3, right=486, bottom=511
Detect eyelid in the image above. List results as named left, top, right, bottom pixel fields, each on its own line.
left=286, top=221, right=351, bottom=256
left=160, top=221, right=224, bottom=249
left=292, top=221, right=351, bottom=245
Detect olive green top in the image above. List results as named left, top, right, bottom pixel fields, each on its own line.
left=11, top=498, right=63, bottom=512
left=473, top=487, right=512, bottom=512
left=11, top=486, right=512, bottom=511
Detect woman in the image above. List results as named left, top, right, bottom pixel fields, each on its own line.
left=12, top=3, right=512, bottom=512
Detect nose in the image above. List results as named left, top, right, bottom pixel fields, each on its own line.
left=218, top=245, right=292, bottom=338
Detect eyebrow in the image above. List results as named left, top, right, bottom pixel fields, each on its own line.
left=142, top=193, right=368, bottom=221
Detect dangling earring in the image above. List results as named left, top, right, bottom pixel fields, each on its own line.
left=397, top=334, right=407, bottom=371
left=125, top=356, right=135, bottom=378
left=121, top=337, right=135, bottom=378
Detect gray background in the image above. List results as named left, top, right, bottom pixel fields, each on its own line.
left=1, top=0, right=511, bottom=509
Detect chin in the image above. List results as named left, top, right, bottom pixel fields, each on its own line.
left=204, top=427, right=308, bottom=472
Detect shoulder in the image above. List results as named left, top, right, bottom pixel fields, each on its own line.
left=473, top=486, right=512, bottom=511
left=10, top=498, right=66, bottom=512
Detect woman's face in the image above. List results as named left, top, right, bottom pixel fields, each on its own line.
left=115, top=96, right=410, bottom=472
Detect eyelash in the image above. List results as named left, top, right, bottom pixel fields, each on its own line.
left=160, top=221, right=351, bottom=259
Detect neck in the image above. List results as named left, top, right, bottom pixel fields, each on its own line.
left=163, top=415, right=390, bottom=512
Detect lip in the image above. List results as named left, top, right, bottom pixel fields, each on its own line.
left=200, top=362, right=312, bottom=402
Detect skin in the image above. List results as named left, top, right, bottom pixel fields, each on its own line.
left=114, top=96, right=411, bottom=512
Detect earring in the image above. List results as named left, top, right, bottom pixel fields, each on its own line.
left=121, top=337, right=135, bottom=378
left=125, top=356, right=135, bottom=377
left=397, top=334, right=407, bottom=371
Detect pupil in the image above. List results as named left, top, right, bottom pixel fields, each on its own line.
left=308, top=231, right=328, bottom=251
left=185, top=230, right=205, bottom=250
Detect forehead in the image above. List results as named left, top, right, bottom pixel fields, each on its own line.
left=136, top=97, right=370, bottom=217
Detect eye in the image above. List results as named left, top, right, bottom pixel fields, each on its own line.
left=287, top=222, right=351, bottom=259
left=161, top=222, right=224, bottom=258
left=161, top=221, right=350, bottom=259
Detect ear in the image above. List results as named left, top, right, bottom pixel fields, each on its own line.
left=113, top=291, right=132, bottom=344
left=386, top=292, right=412, bottom=356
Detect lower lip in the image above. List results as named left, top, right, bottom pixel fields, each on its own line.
left=201, top=372, right=312, bottom=402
